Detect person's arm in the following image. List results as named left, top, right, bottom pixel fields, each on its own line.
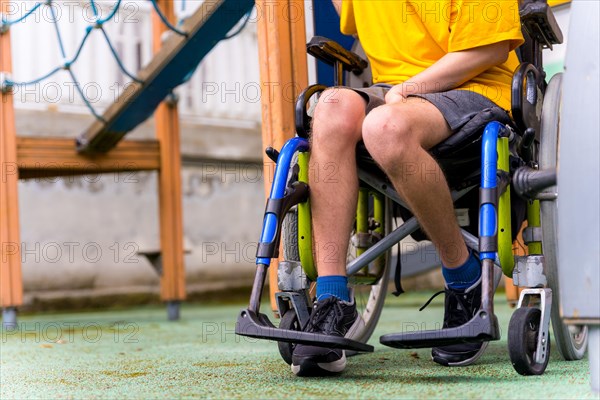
left=332, top=0, right=342, bottom=15
left=385, top=41, right=510, bottom=104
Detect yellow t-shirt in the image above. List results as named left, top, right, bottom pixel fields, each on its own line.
left=548, top=0, right=570, bottom=7
left=340, top=0, right=525, bottom=110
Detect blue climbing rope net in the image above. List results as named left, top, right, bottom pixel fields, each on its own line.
left=0, top=0, right=252, bottom=121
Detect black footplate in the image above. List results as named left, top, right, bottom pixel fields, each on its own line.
left=236, top=309, right=374, bottom=353
left=379, top=310, right=500, bottom=349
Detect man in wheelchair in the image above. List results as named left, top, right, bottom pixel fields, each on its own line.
left=236, top=0, right=573, bottom=378
left=291, top=0, right=524, bottom=376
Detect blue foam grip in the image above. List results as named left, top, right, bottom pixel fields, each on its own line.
left=479, top=122, right=502, bottom=261
left=256, top=137, right=310, bottom=265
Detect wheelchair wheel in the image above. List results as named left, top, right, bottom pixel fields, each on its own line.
left=508, top=307, right=551, bottom=376
left=277, top=309, right=300, bottom=365
left=539, top=73, right=588, bottom=360
left=281, top=198, right=390, bottom=346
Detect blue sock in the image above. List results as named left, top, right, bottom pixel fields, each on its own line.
left=442, top=251, right=481, bottom=290
left=316, top=276, right=350, bottom=302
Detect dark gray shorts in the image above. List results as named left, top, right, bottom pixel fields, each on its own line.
left=350, top=84, right=499, bottom=133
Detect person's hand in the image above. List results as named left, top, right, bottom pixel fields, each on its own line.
left=385, top=84, right=406, bottom=104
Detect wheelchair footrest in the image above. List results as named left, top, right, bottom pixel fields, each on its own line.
left=379, top=310, right=500, bottom=349
left=236, top=309, right=374, bottom=353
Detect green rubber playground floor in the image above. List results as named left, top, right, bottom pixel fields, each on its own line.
left=1, top=292, right=597, bottom=399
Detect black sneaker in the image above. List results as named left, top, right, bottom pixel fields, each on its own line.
left=291, top=296, right=364, bottom=376
left=430, top=277, right=488, bottom=366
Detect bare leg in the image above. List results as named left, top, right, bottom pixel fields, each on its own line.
left=362, top=98, right=469, bottom=268
left=309, top=89, right=366, bottom=276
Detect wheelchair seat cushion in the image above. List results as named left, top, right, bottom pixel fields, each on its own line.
left=431, top=105, right=514, bottom=158
left=432, top=105, right=514, bottom=188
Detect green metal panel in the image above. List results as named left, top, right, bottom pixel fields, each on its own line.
left=356, top=189, right=369, bottom=257
left=497, top=137, right=515, bottom=277
left=527, top=200, right=543, bottom=255
left=297, top=152, right=317, bottom=281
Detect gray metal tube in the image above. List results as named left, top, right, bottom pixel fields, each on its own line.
left=461, top=230, right=502, bottom=267
left=481, top=259, right=495, bottom=313
left=347, top=217, right=419, bottom=276
left=513, top=167, right=557, bottom=199
left=249, top=264, right=267, bottom=313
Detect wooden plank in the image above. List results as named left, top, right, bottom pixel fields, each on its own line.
left=153, top=1, right=186, bottom=303
left=16, top=137, right=160, bottom=179
left=0, top=0, right=24, bottom=308
left=290, top=0, right=309, bottom=99
left=256, top=0, right=308, bottom=313
left=77, top=0, right=254, bottom=154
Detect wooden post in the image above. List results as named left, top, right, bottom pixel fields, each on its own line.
left=152, top=1, right=186, bottom=310
left=255, top=0, right=308, bottom=312
left=505, top=222, right=528, bottom=307
left=0, top=0, right=24, bottom=315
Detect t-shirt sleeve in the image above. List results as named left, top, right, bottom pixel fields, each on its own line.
left=340, top=0, right=357, bottom=35
left=448, top=0, right=525, bottom=53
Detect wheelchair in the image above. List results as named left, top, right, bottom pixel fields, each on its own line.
left=236, top=0, right=588, bottom=375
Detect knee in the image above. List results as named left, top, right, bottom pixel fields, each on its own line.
left=362, top=105, right=415, bottom=165
left=311, top=88, right=365, bottom=150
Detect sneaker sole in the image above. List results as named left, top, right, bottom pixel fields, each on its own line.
left=291, top=352, right=347, bottom=376
left=291, top=314, right=365, bottom=376
left=432, top=341, right=489, bottom=367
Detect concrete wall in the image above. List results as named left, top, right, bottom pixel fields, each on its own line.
left=15, top=108, right=266, bottom=307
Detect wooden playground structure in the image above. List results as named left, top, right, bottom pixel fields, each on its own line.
left=0, top=0, right=263, bottom=323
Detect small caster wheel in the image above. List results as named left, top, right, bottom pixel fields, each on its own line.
left=508, top=307, right=551, bottom=375
left=277, top=309, right=301, bottom=365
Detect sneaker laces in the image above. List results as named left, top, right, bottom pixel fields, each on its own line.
left=419, top=288, right=474, bottom=328
left=304, top=297, right=345, bottom=335
left=418, top=290, right=446, bottom=312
